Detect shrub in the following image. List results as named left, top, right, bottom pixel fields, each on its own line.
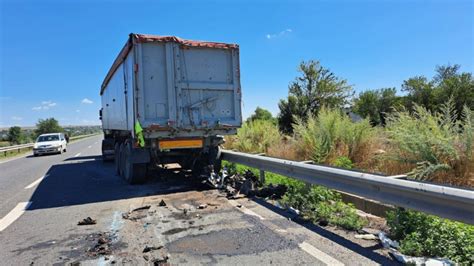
left=229, top=120, right=281, bottom=153
left=333, top=156, right=353, bottom=169
left=223, top=161, right=366, bottom=231
left=385, top=100, right=474, bottom=184
left=386, top=208, right=474, bottom=264
left=293, top=107, right=375, bottom=165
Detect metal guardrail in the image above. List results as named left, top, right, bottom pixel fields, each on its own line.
left=0, top=143, right=34, bottom=153
left=221, top=150, right=474, bottom=225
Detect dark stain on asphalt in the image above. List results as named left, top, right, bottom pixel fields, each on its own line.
left=167, top=226, right=297, bottom=255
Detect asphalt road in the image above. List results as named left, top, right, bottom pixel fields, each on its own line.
left=0, top=135, right=398, bottom=265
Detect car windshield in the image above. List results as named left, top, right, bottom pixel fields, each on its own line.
left=37, top=135, right=59, bottom=142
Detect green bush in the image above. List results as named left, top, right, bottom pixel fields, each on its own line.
left=223, top=161, right=366, bottom=230
left=293, top=107, right=374, bottom=164
left=230, top=120, right=281, bottom=153
left=386, top=208, right=474, bottom=264
left=385, top=100, right=474, bottom=181
left=333, top=156, right=353, bottom=169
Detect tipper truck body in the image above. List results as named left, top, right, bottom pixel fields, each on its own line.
left=100, top=33, right=242, bottom=183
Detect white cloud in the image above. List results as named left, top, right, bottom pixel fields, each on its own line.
left=266, top=29, right=293, bottom=39
left=81, top=98, right=93, bottom=104
left=11, top=116, right=23, bottom=121
left=76, top=109, right=81, bottom=113
left=33, top=100, right=57, bottom=110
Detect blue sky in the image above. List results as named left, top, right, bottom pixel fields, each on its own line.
left=0, top=0, right=473, bottom=127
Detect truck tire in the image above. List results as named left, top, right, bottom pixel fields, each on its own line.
left=114, top=143, right=121, bottom=175
left=119, top=143, right=126, bottom=177
left=101, top=138, right=114, bottom=162
left=123, top=142, right=147, bottom=184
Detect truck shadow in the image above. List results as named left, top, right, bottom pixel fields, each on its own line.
left=27, top=156, right=210, bottom=210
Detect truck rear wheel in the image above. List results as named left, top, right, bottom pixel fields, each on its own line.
left=123, top=142, right=147, bottom=184
left=114, top=143, right=121, bottom=175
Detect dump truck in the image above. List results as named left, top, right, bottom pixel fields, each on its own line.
left=100, top=33, right=242, bottom=184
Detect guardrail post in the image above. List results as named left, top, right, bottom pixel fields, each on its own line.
left=259, top=169, right=265, bottom=184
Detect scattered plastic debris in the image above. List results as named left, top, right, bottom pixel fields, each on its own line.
left=361, top=227, right=380, bottom=235
left=288, top=207, right=300, bottom=216
left=354, top=234, right=378, bottom=240
left=389, top=251, right=454, bottom=265
left=198, top=204, right=207, bottom=209
left=78, top=217, right=96, bottom=225
left=378, top=232, right=399, bottom=249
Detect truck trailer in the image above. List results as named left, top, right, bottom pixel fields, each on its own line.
left=100, top=33, right=242, bottom=184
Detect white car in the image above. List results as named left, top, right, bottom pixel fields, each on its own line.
left=33, top=133, right=67, bottom=156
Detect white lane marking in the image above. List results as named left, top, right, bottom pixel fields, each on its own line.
left=0, top=201, right=32, bottom=232
left=24, top=174, right=49, bottom=189
left=94, top=142, right=98, bottom=144
left=228, top=200, right=265, bottom=220
left=88, top=146, right=92, bottom=149
left=74, top=153, right=81, bottom=157
left=299, top=242, right=344, bottom=266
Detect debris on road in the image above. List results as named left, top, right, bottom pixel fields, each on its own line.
left=152, top=254, right=169, bottom=265
left=77, top=217, right=97, bottom=225
left=197, top=204, right=207, bottom=209
left=122, top=205, right=152, bottom=221
left=159, top=200, right=167, bottom=207
left=354, top=234, right=378, bottom=240
left=87, top=232, right=113, bottom=257
left=143, top=245, right=163, bottom=253
left=378, top=232, right=399, bottom=249
left=389, top=251, right=453, bottom=265
left=211, top=169, right=288, bottom=200
left=132, top=205, right=151, bottom=212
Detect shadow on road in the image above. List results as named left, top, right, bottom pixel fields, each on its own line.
left=27, top=156, right=210, bottom=210
left=251, top=198, right=400, bottom=265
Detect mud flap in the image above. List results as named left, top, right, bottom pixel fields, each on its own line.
left=130, top=147, right=151, bottom=164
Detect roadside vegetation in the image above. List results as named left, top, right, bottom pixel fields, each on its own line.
left=224, top=60, right=474, bottom=263
left=223, top=161, right=367, bottom=231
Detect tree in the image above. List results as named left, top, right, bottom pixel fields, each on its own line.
left=353, top=88, right=400, bottom=126
left=248, top=107, right=276, bottom=124
left=433, top=65, right=474, bottom=120
left=8, top=126, right=23, bottom=144
left=34, top=118, right=64, bottom=136
left=402, top=76, right=436, bottom=113
left=277, top=60, right=353, bottom=134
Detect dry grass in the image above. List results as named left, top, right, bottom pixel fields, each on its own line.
left=228, top=104, right=473, bottom=188
left=267, top=136, right=300, bottom=161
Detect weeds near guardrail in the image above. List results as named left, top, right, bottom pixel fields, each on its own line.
left=385, top=100, right=474, bottom=186
left=387, top=208, right=474, bottom=264
left=223, top=161, right=367, bottom=231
